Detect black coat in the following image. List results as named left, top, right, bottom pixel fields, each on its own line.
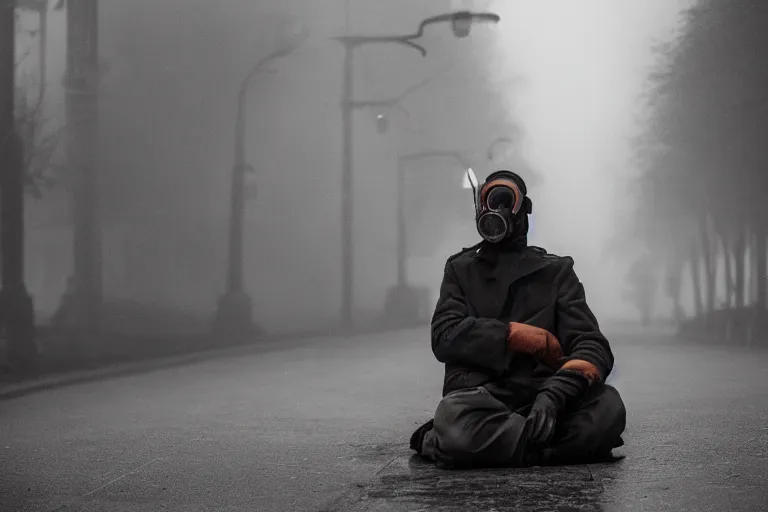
left=431, top=242, right=614, bottom=406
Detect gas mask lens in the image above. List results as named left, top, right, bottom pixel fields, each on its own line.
left=485, top=186, right=517, bottom=210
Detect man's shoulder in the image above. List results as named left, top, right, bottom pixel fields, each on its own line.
left=526, top=246, right=575, bottom=267
left=527, top=245, right=560, bottom=258
left=445, top=242, right=484, bottom=265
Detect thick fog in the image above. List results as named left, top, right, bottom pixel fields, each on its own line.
left=21, top=0, right=694, bottom=334
left=459, top=0, right=693, bottom=321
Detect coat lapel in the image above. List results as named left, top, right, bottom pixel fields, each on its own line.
left=472, top=245, right=554, bottom=319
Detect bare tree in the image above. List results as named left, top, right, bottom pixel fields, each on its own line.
left=629, top=0, right=768, bottom=343
left=14, top=2, right=64, bottom=200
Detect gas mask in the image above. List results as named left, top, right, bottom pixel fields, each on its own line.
left=470, top=170, right=532, bottom=244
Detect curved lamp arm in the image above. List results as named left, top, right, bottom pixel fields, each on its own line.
left=332, top=11, right=501, bottom=57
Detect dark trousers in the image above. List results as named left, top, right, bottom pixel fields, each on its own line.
left=420, top=383, right=626, bottom=468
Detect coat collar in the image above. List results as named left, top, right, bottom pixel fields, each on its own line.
left=469, top=242, right=555, bottom=318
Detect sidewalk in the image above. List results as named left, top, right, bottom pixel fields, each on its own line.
left=0, top=319, right=426, bottom=400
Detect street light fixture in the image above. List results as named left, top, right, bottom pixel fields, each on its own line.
left=332, top=10, right=501, bottom=325
left=451, top=11, right=475, bottom=38
left=354, top=61, right=452, bottom=136
left=375, top=113, right=388, bottom=134
left=214, top=24, right=309, bottom=339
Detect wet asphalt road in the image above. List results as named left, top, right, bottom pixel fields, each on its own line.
left=2, top=325, right=767, bottom=511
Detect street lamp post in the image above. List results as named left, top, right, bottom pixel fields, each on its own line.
left=0, top=0, right=37, bottom=373
left=332, top=10, right=500, bottom=326
left=45, top=0, right=103, bottom=336
left=214, top=33, right=307, bottom=338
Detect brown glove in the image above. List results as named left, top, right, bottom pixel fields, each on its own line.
left=507, top=322, right=563, bottom=368
left=560, top=359, right=601, bottom=384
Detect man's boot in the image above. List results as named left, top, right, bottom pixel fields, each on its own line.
left=410, top=419, right=436, bottom=461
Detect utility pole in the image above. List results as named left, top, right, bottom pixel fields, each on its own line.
left=59, top=0, right=101, bottom=332
left=214, top=40, right=307, bottom=338
left=340, top=61, right=451, bottom=326
left=0, top=0, right=37, bottom=373
left=333, top=10, right=500, bottom=325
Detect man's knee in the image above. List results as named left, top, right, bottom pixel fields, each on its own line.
left=569, top=384, right=626, bottom=449
left=598, top=384, right=627, bottom=437
left=432, top=386, right=524, bottom=462
left=432, top=387, right=491, bottom=455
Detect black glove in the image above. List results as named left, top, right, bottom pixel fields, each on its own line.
left=526, top=370, right=590, bottom=444
left=526, top=392, right=559, bottom=445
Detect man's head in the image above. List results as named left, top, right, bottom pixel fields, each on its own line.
left=474, top=170, right=532, bottom=244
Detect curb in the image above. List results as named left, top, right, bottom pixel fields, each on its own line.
left=0, top=322, right=427, bottom=401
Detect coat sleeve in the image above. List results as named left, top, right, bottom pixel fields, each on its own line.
left=554, top=257, right=614, bottom=383
left=430, top=259, right=512, bottom=374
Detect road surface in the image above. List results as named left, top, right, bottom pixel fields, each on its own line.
left=2, top=325, right=767, bottom=511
